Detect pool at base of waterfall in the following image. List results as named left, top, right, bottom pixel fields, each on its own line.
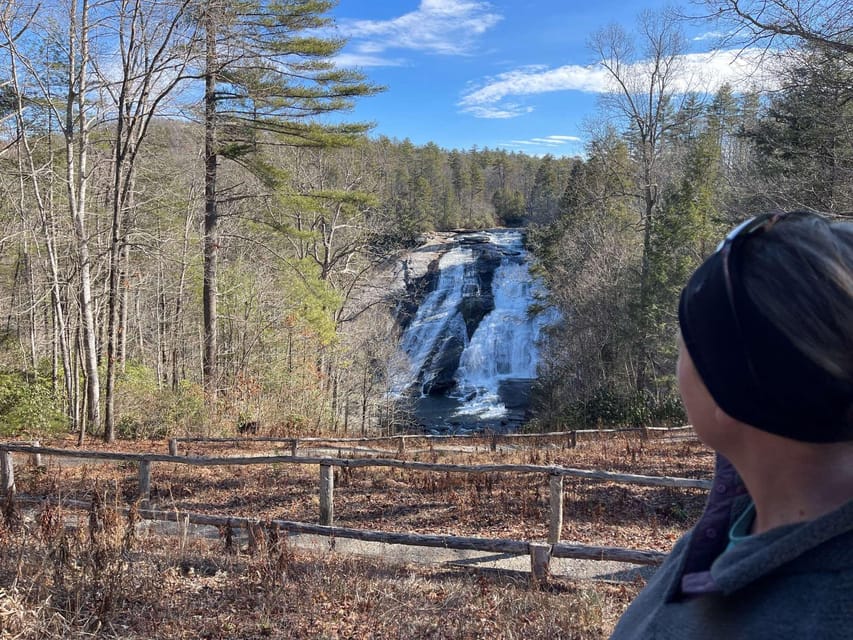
left=390, top=228, right=557, bottom=435
left=409, top=378, right=533, bottom=435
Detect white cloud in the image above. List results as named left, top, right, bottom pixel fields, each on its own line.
left=464, top=104, right=534, bottom=119
left=499, top=135, right=583, bottom=153
left=693, top=30, right=726, bottom=42
left=460, top=64, right=610, bottom=110
left=459, top=48, right=783, bottom=119
left=337, top=0, right=502, bottom=61
left=335, top=52, right=407, bottom=68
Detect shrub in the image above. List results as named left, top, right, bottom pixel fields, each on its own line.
left=539, top=386, right=686, bottom=431
left=0, top=371, right=68, bottom=437
left=113, top=364, right=206, bottom=438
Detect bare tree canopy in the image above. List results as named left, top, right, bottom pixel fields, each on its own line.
left=700, top=0, right=853, bottom=55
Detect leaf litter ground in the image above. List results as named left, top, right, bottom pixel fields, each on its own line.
left=2, top=432, right=713, bottom=638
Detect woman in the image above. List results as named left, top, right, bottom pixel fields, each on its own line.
left=610, top=211, right=853, bottom=639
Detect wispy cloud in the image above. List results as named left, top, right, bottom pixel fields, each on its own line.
left=497, top=136, right=583, bottom=157
left=458, top=64, right=610, bottom=116
left=692, top=31, right=725, bottom=42
left=336, top=0, right=502, bottom=67
left=465, top=104, right=534, bottom=119
left=459, top=48, right=782, bottom=119
left=500, top=134, right=583, bottom=150
left=334, top=52, right=407, bottom=68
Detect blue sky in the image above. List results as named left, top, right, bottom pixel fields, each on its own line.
left=328, top=0, right=770, bottom=157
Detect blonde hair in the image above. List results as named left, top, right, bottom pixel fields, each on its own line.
left=741, top=215, right=853, bottom=383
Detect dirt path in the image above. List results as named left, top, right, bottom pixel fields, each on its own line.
left=138, top=517, right=657, bottom=583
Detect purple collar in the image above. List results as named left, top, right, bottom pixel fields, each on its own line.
left=677, top=454, right=748, bottom=598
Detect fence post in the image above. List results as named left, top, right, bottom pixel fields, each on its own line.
left=548, top=474, right=564, bottom=544
left=168, top=439, right=178, bottom=456
left=138, top=460, right=151, bottom=506
left=319, top=464, right=334, bottom=525
left=397, top=437, right=405, bottom=455
left=1, top=450, right=15, bottom=496
left=290, top=439, right=298, bottom=457
left=530, top=543, right=551, bottom=586
left=570, top=431, right=577, bottom=449
left=490, top=432, right=498, bottom=452
left=30, top=440, right=43, bottom=468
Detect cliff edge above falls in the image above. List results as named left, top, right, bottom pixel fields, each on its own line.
left=389, top=232, right=458, bottom=290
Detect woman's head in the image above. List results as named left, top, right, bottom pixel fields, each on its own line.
left=678, top=211, right=853, bottom=443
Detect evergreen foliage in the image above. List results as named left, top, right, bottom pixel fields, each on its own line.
left=743, top=48, right=853, bottom=212
left=0, top=2, right=850, bottom=436
left=0, top=371, right=67, bottom=437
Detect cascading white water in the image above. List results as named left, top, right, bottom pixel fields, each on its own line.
left=392, top=228, right=556, bottom=430
left=452, top=231, right=556, bottom=419
left=392, top=246, right=473, bottom=394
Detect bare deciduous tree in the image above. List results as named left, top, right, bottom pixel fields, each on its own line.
left=590, top=10, right=693, bottom=390
left=96, top=0, right=197, bottom=441
left=699, top=0, right=853, bottom=55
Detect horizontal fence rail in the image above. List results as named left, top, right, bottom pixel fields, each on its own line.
left=0, top=443, right=712, bottom=489
left=1, top=439, right=703, bottom=581
left=169, top=426, right=697, bottom=455
left=13, top=496, right=668, bottom=576
left=173, top=425, right=693, bottom=444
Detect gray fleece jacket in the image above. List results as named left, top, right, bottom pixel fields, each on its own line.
left=609, top=455, right=853, bottom=640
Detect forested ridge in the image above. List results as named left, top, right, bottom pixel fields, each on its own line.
left=0, top=0, right=850, bottom=441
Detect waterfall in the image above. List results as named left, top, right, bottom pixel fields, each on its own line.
left=392, top=245, right=473, bottom=394
left=392, top=229, right=556, bottom=432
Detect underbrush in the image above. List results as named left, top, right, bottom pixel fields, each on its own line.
left=0, top=496, right=642, bottom=639
left=14, top=435, right=712, bottom=554
left=0, top=371, right=67, bottom=438
left=0, top=434, right=711, bottom=637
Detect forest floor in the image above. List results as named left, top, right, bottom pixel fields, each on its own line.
left=0, top=431, right=714, bottom=639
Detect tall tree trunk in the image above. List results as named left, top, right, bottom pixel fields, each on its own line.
left=157, top=255, right=167, bottom=386
left=168, top=207, right=193, bottom=391
left=104, top=144, right=135, bottom=441
left=202, top=8, right=219, bottom=398
left=66, top=0, right=100, bottom=438
left=104, top=167, right=124, bottom=442
left=635, top=169, right=656, bottom=393
left=119, top=241, right=130, bottom=369
left=74, top=325, right=84, bottom=446
left=25, top=247, right=38, bottom=369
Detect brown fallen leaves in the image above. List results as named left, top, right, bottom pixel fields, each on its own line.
left=2, top=432, right=712, bottom=638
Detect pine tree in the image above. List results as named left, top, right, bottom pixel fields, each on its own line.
left=526, top=155, right=561, bottom=224
left=196, top=0, right=380, bottom=396
left=745, top=47, right=853, bottom=213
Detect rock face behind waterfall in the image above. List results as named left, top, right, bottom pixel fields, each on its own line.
left=418, top=240, right=503, bottom=396
left=390, top=229, right=556, bottom=433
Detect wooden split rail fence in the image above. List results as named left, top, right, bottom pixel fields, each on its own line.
left=0, top=438, right=708, bottom=582
left=169, top=425, right=696, bottom=456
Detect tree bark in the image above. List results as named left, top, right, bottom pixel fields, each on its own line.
left=202, top=7, right=219, bottom=399
left=66, top=0, right=101, bottom=437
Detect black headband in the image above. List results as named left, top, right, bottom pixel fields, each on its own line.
left=678, top=237, right=853, bottom=443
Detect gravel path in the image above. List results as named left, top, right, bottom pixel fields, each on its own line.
left=139, top=518, right=657, bottom=583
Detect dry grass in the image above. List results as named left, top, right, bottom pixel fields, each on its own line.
left=1, top=433, right=713, bottom=638
left=0, top=499, right=642, bottom=639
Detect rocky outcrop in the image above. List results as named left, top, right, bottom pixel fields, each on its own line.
left=458, top=247, right=502, bottom=339
left=390, top=228, right=553, bottom=435
left=421, top=332, right=465, bottom=395
left=397, top=233, right=513, bottom=395
left=396, top=258, right=441, bottom=333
